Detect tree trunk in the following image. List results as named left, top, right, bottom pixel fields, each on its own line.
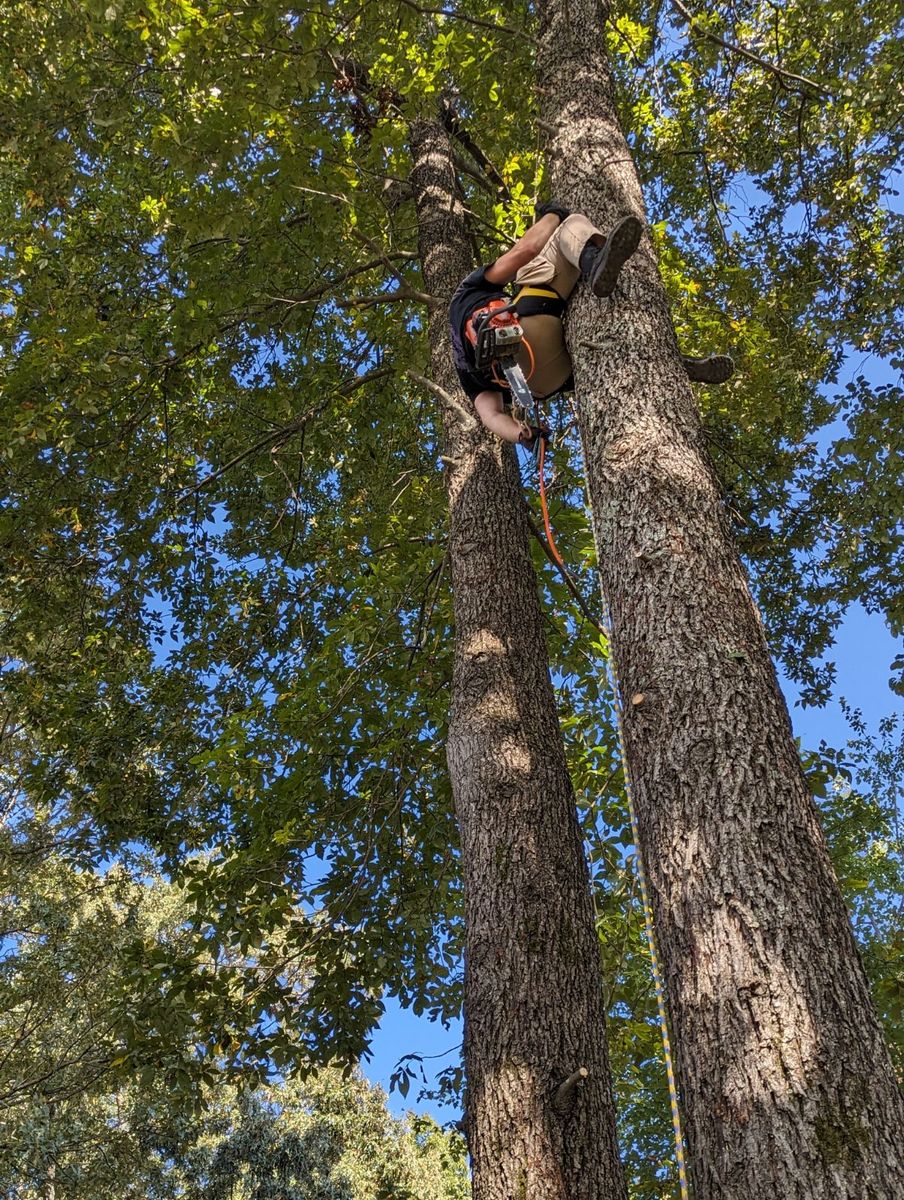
left=408, top=119, right=626, bottom=1200
left=536, top=2, right=904, bottom=1197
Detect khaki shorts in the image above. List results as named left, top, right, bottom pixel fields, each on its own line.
left=514, top=213, right=602, bottom=298
left=512, top=214, right=603, bottom=399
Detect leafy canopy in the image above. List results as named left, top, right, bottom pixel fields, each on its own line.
left=1, top=1, right=900, bottom=1195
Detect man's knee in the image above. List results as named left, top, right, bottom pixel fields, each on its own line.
left=560, top=213, right=595, bottom=236
left=557, top=213, right=604, bottom=259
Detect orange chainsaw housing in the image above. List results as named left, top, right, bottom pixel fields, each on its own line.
left=464, top=300, right=524, bottom=369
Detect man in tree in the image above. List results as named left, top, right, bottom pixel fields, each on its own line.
left=449, top=202, right=734, bottom=446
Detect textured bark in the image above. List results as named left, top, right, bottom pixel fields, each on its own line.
left=408, top=119, right=626, bottom=1200
left=536, top=2, right=904, bottom=1197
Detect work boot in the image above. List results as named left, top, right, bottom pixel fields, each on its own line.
left=580, top=215, right=643, bottom=297
left=682, top=355, right=735, bottom=384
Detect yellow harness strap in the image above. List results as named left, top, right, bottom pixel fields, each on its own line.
left=513, top=285, right=563, bottom=301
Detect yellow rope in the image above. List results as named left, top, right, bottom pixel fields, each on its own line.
left=599, top=605, right=690, bottom=1200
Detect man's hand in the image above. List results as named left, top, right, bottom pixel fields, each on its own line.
left=517, top=423, right=552, bottom=451
left=534, top=199, right=571, bottom=223
left=475, top=392, right=545, bottom=446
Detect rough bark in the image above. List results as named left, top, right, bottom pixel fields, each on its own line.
left=408, top=119, right=626, bottom=1200
left=536, top=2, right=904, bottom=1197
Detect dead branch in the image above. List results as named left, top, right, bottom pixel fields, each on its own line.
left=553, top=1066, right=589, bottom=1115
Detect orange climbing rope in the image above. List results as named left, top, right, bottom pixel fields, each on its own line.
left=537, top=434, right=566, bottom=572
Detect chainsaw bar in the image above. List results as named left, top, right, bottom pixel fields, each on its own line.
left=499, top=357, right=534, bottom=414
left=500, top=357, right=544, bottom=463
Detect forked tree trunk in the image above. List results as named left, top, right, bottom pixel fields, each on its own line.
left=536, top=2, right=904, bottom=1196
left=408, top=119, right=626, bottom=1200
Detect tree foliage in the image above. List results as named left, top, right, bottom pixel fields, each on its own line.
left=0, top=828, right=468, bottom=1199
left=0, top=0, right=901, bottom=1194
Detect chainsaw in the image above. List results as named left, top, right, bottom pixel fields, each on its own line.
left=466, top=299, right=538, bottom=440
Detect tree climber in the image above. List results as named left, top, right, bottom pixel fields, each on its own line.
left=449, top=201, right=734, bottom=447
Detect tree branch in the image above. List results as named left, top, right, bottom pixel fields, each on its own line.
left=184, top=368, right=394, bottom=496
left=351, top=227, right=423, bottom=292
left=553, top=1066, right=589, bottom=1115
left=669, top=0, right=833, bottom=96
left=338, top=284, right=440, bottom=310
left=439, top=97, right=512, bottom=202
left=453, top=151, right=497, bottom=194
left=406, top=370, right=478, bottom=430
left=398, top=0, right=535, bottom=42
left=264, top=253, right=417, bottom=307
left=327, top=52, right=512, bottom=208
left=524, top=507, right=606, bottom=636
left=338, top=365, right=396, bottom=396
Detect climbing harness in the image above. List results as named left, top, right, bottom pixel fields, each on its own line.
left=509, top=283, right=566, bottom=320
left=601, top=601, right=690, bottom=1200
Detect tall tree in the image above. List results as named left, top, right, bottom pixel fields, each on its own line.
left=408, top=117, right=624, bottom=1200
left=536, top=0, right=904, bottom=1194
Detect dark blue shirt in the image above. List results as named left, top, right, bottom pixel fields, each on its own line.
left=448, top=266, right=510, bottom=401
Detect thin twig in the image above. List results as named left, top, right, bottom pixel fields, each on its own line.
left=264, top=252, right=416, bottom=307
left=184, top=367, right=393, bottom=497
left=183, top=411, right=319, bottom=498
left=699, top=151, right=732, bottom=252
left=406, top=553, right=447, bottom=667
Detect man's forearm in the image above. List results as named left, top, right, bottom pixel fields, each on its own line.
left=474, top=392, right=532, bottom=444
